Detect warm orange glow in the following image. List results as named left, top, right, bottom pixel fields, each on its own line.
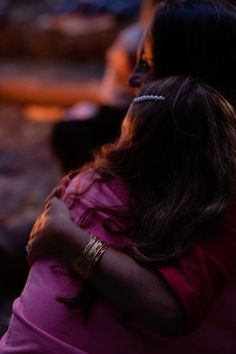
left=23, top=105, right=65, bottom=122
left=0, top=76, right=102, bottom=106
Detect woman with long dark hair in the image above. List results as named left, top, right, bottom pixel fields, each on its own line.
left=3, top=0, right=236, bottom=352
left=51, top=0, right=161, bottom=173
left=1, top=76, right=236, bottom=353
left=129, top=0, right=236, bottom=102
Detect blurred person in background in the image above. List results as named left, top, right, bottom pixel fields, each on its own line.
left=51, top=0, right=160, bottom=172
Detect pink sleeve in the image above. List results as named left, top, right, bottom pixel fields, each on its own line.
left=159, top=204, right=236, bottom=333
left=62, top=169, right=131, bottom=246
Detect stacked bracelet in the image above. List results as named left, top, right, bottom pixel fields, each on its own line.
left=72, top=234, right=108, bottom=279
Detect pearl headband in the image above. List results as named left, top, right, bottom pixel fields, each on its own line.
left=133, top=95, right=165, bottom=103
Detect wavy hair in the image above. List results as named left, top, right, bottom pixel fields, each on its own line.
left=60, top=76, right=236, bottom=318
left=85, top=76, right=236, bottom=265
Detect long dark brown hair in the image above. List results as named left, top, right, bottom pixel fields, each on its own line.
left=89, top=76, right=236, bottom=264
left=60, top=76, right=236, bottom=318
left=149, top=0, right=236, bottom=106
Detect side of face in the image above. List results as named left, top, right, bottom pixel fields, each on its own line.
left=128, top=31, right=155, bottom=90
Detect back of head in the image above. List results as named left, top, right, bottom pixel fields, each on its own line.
left=100, top=75, right=236, bottom=203
left=95, top=75, right=236, bottom=261
left=128, top=76, right=236, bottom=196
left=150, top=0, right=236, bottom=104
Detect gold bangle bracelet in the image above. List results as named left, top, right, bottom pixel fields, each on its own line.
left=72, top=233, right=108, bottom=279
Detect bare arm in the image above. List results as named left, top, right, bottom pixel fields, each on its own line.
left=90, top=243, right=185, bottom=335
left=28, top=198, right=185, bottom=336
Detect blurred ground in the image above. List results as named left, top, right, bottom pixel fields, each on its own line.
left=0, top=101, right=61, bottom=336
left=0, top=103, right=60, bottom=227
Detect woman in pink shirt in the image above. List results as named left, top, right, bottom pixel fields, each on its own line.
left=1, top=76, right=236, bottom=353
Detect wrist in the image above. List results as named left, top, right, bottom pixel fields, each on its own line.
left=58, top=220, right=90, bottom=263
left=72, top=233, right=108, bottom=279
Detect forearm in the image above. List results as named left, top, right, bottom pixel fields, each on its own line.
left=67, top=226, right=185, bottom=335
left=28, top=202, right=185, bottom=336
left=90, top=247, right=185, bottom=335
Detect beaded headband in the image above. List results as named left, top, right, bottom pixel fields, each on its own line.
left=133, top=95, right=165, bottom=103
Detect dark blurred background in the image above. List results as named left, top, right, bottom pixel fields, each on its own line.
left=0, top=0, right=141, bottom=335
left=0, top=0, right=141, bottom=229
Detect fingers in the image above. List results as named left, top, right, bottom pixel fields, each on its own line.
left=44, top=198, right=54, bottom=210
left=44, top=187, right=61, bottom=205
left=45, top=175, right=71, bottom=205
left=61, top=175, right=71, bottom=187
left=29, top=214, right=43, bottom=237
left=26, top=226, right=38, bottom=265
left=45, top=198, right=71, bottom=219
left=27, top=218, right=47, bottom=266
left=44, top=197, right=63, bottom=211
left=27, top=213, right=45, bottom=256
left=27, top=238, right=43, bottom=266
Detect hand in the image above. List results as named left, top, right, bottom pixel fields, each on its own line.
left=44, top=175, right=71, bottom=205
left=27, top=197, right=75, bottom=265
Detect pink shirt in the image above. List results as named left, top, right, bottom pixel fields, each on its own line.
left=1, top=170, right=236, bottom=353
